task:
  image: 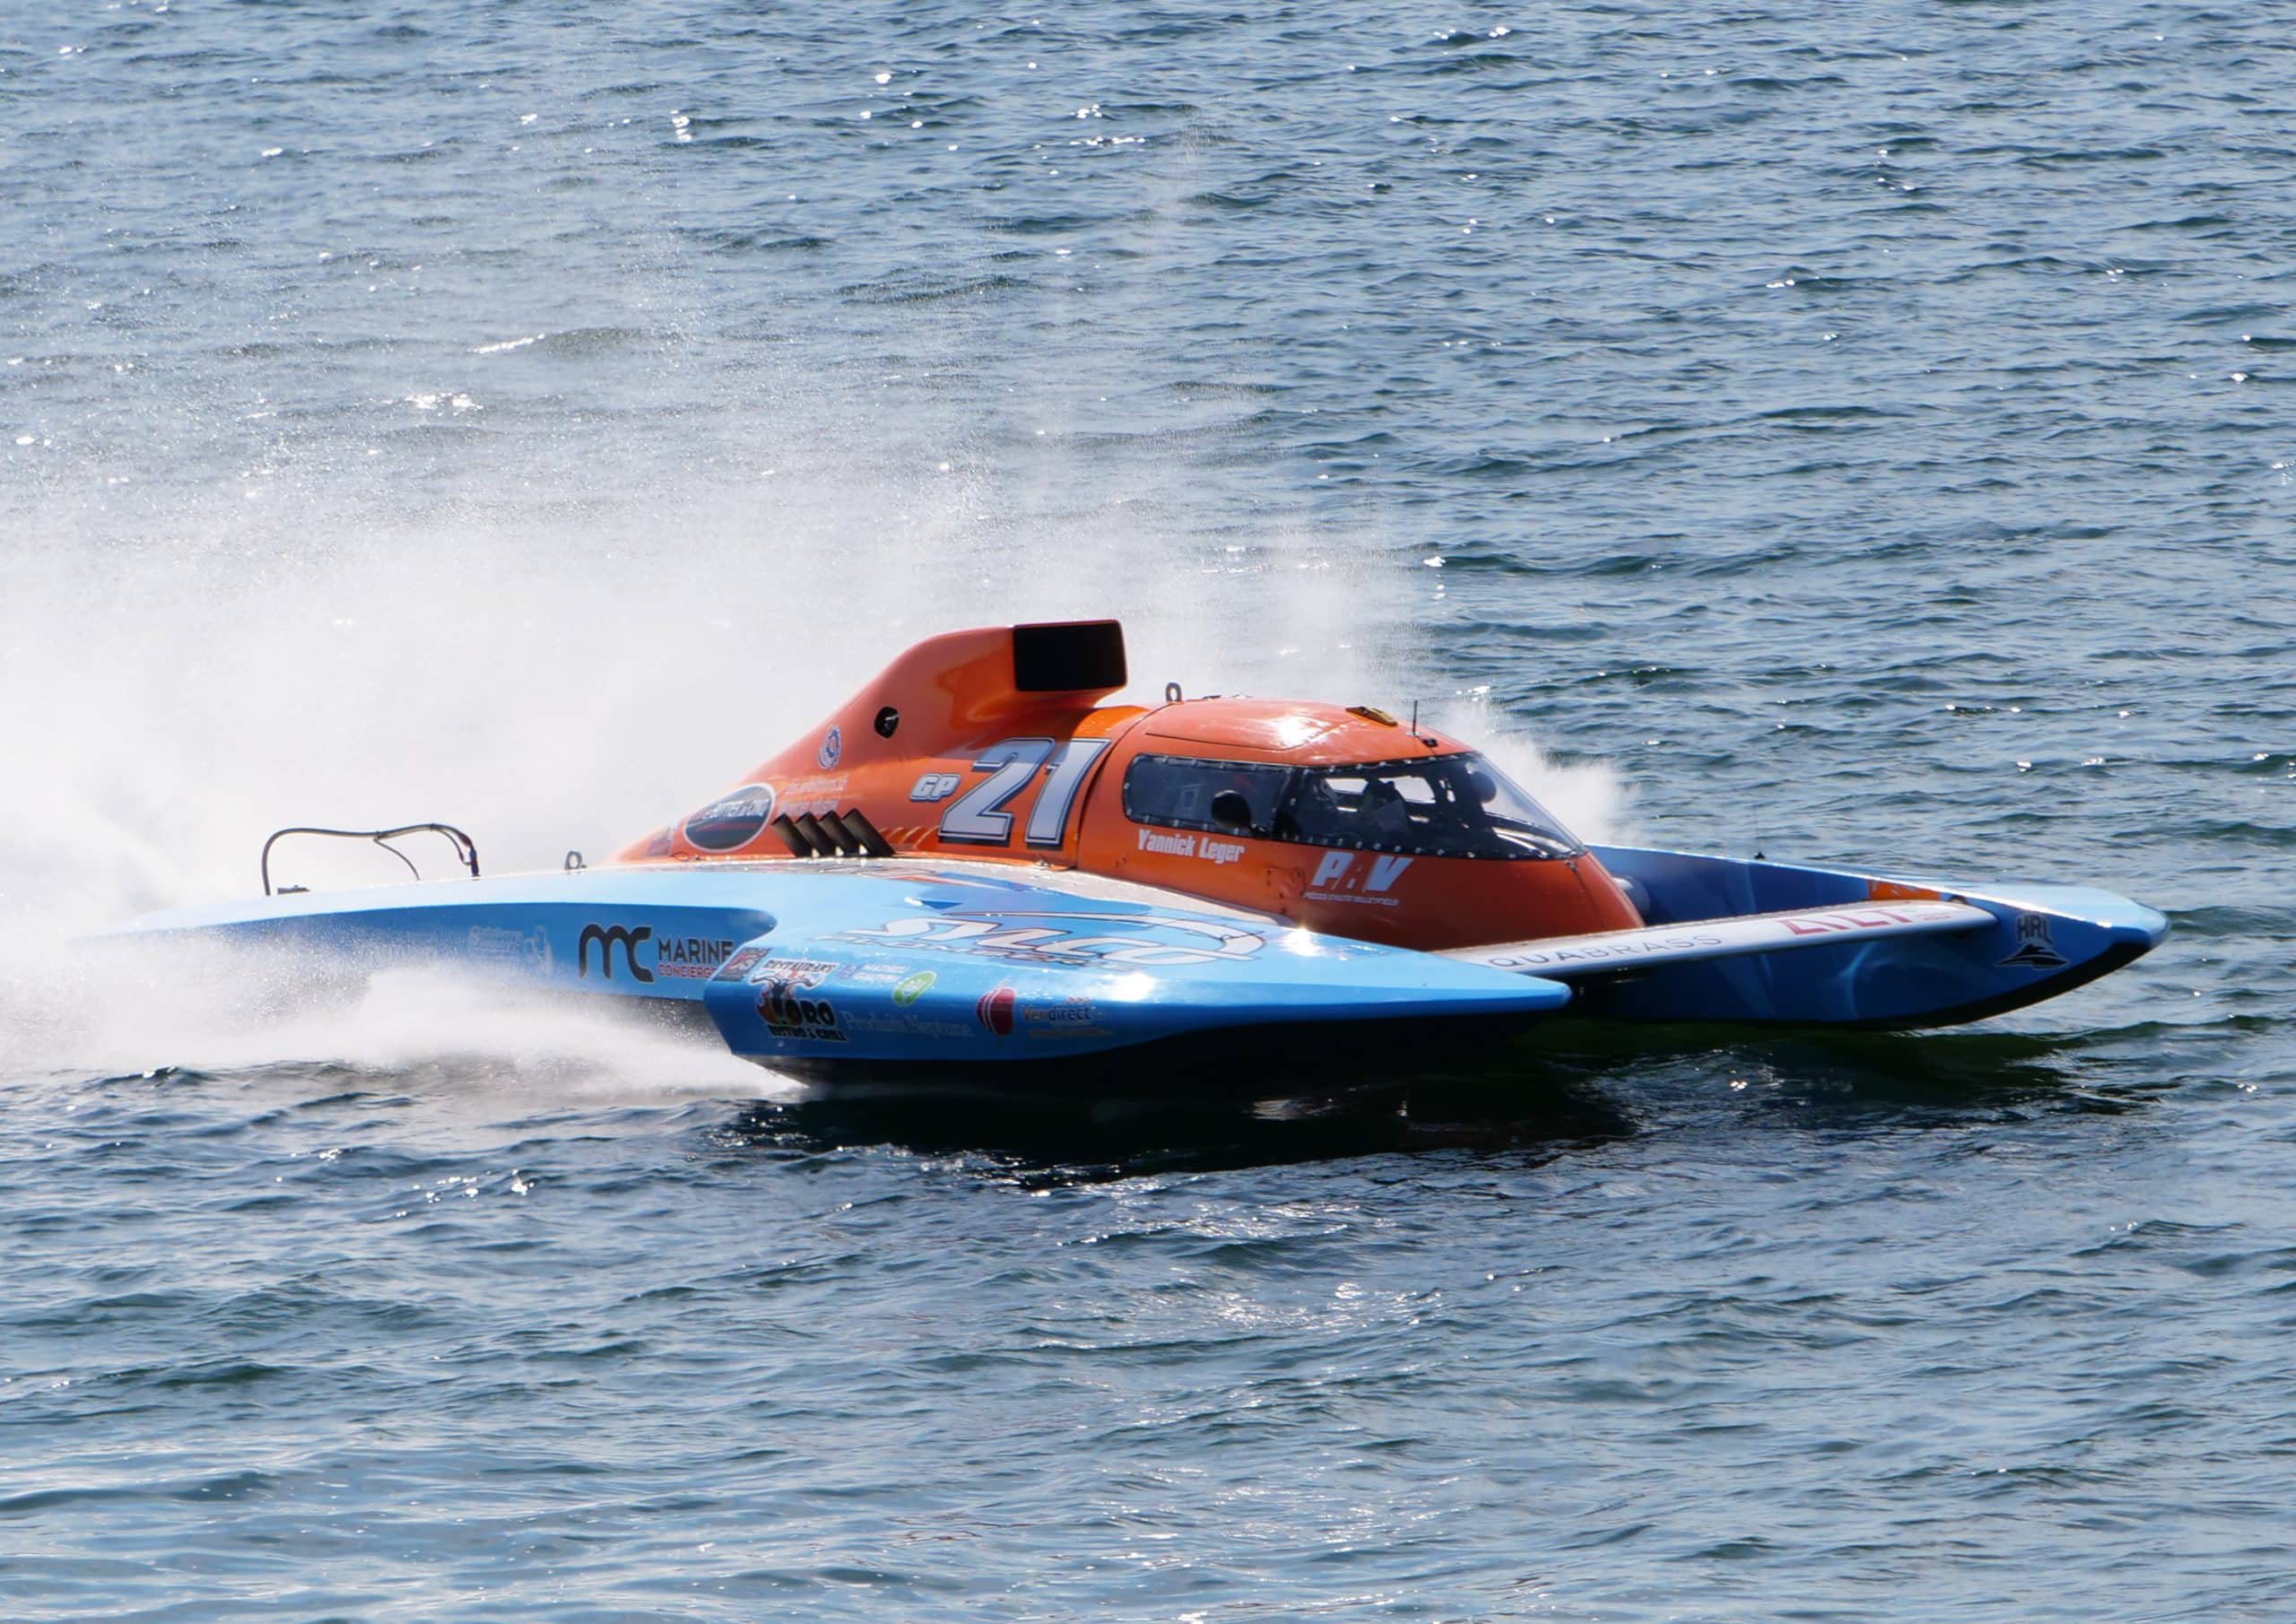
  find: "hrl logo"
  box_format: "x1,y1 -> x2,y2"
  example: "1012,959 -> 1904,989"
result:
1996,911 -> 2068,970
578,923 -> 655,983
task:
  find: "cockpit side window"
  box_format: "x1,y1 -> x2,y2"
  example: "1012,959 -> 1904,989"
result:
1122,751 -> 1583,860
1280,756 -> 1581,859
1122,753 -> 1292,833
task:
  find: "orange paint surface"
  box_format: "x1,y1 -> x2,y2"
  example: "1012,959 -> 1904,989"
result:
1866,878 -> 1945,903
612,621 -> 1641,950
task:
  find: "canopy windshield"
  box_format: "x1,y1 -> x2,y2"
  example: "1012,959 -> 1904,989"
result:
1123,751 -> 1583,860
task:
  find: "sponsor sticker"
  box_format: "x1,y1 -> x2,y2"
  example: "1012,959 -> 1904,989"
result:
891,970 -> 936,1007
817,726 -> 842,770
577,922 -> 654,982
1476,901 -> 1979,973
1303,850 -> 1414,906
1022,996 -> 1099,1026
756,978 -> 846,1043
715,945 -> 770,981
1485,932 -> 1725,970
1775,904 -> 1963,937
1019,995 -> 1109,1038
683,784 -> 778,854
776,772 -> 849,818
976,986 -> 1017,1037
1997,912 -> 2069,970
651,935 -> 739,979
467,924 -> 553,972
748,954 -> 839,988
834,909 -> 1266,968
842,1010 -> 974,1040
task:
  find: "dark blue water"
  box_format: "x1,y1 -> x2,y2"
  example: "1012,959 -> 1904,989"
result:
4,2 -> 2291,1617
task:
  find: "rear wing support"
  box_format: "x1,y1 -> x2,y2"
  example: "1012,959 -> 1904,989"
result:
1448,900 -> 1994,979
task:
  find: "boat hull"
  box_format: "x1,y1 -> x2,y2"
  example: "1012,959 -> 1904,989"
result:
120,861 -> 1574,1073
1578,846 -> 2168,1029
117,846 -> 2166,1081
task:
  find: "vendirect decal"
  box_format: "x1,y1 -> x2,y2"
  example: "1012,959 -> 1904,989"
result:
1021,995 -> 1108,1038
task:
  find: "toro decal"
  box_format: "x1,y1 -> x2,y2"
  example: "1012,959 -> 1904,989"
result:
757,978 -> 846,1043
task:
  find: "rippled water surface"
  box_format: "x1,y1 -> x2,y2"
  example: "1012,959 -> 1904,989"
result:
4,1 -> 2292,1618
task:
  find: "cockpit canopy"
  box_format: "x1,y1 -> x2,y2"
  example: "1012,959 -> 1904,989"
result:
1122,751 -> 1583,860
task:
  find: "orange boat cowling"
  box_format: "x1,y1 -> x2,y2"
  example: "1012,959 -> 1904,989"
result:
613,620 -> 1642,951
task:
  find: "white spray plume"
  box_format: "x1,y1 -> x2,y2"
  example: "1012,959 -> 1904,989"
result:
0,936 -> 785,1116
1,424 -> 1625,1085
1421,696 -> 1636,847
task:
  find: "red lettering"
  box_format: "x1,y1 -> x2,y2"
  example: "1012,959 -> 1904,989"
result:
1779,916 -> 1848,936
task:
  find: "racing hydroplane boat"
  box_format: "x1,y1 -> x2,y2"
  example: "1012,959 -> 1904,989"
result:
126,621 -> 2166,1084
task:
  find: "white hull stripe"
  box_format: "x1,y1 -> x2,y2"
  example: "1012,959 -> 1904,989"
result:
1450,900 -> 1995,979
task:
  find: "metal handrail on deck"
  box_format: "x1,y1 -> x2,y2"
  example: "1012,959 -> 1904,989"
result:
260,823 -> 481,896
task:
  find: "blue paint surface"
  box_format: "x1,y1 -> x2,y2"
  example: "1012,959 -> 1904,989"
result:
128,863 -> 1577,1064
126,849 -> 2164,1056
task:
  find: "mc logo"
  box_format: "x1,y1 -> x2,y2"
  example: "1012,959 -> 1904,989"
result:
577,923 -> 655,983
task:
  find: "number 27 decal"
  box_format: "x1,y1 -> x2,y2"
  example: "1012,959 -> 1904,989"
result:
936,738 -> 1109,849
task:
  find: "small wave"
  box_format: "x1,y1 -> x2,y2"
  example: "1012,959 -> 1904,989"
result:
152,1358 -> 293,1390
839,271 -> 1029,305
2164,904 -> 2296,938
2015,145 -> 2167,166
